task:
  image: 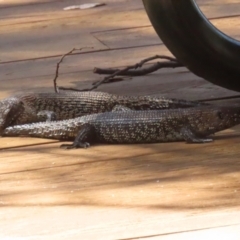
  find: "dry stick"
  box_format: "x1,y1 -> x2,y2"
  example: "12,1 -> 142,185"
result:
92,55 -> 240,102
94,61 -> 182,76
54,50 -> 240,102
92,55 -> 181,85
93,55 -> 184,76
58,64 -> 137,92
53,47 -> 93,93
58,55 -> 182,92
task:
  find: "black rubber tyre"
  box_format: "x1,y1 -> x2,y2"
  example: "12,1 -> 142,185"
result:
142,0 -> 240,92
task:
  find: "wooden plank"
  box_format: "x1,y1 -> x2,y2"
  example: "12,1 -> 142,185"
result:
1,0 -> 239,23
0,208 -> 240,239
1,1 -> 240,62
1,1 -> 240,238
0,45 -> 172,79
93,26 -> 160,49
0,128 -> 240,238
0,1 -> 145,62
0,0 -> 58,6
0,43 -> 238,101
146,224 -> 240,240
0,29 -> 108,62
0,0 -> 142,25
93,16 -> 240,48
197,0 -> 240,19
0,63 -> 239,101
211,16 -> 240,41
1,14 -> 239,62
1,15 -> 239,64
0,137 -> 58,149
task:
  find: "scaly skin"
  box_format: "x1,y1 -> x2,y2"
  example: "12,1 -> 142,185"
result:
0,91 -> 207,133
3,105 -> 240,149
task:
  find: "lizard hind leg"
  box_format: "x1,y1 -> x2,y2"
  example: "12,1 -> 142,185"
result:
60,123 -> 95,149
180,127 -> 213,144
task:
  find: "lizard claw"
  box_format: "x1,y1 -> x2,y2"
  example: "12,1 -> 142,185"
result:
81,142 -> 91,148
60,142 -> 90,149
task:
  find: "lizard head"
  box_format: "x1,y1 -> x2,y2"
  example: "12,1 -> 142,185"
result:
191,105 -> 240,136
0,97 -> 24,134
215,105 -> 240,129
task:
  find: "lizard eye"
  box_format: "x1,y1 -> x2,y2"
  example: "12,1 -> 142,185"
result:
217,111 -> 224,120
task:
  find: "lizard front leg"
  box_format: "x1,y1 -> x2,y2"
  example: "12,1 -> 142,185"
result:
60,123 -> 95,149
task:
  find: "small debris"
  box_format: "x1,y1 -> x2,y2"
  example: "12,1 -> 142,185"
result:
63,3 -> 106,11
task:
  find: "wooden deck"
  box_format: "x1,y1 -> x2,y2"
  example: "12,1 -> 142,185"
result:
1,0 -> 240,239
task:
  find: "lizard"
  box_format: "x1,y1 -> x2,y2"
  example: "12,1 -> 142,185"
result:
3,105 -> 240,149
0,91 -> 208,133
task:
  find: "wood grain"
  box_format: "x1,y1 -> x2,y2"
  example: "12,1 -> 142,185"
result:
0,0 -> 240,238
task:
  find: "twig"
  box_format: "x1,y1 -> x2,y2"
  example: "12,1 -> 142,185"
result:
94,61 -> 182,76
59,65 -> 136,92
58,55 -> 183,92
53,47 -> 93,93
92,55 -> 182,83
91,55 -> 182,87
55,51 -> 240,102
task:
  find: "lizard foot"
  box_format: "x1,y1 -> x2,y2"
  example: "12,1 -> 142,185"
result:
60,142 -> 90,149
180,127 -> 213,144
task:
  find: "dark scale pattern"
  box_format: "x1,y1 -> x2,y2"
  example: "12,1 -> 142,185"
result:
0,91 -> 208,131
4,106 -> 240,146
114,95 -> 206,110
